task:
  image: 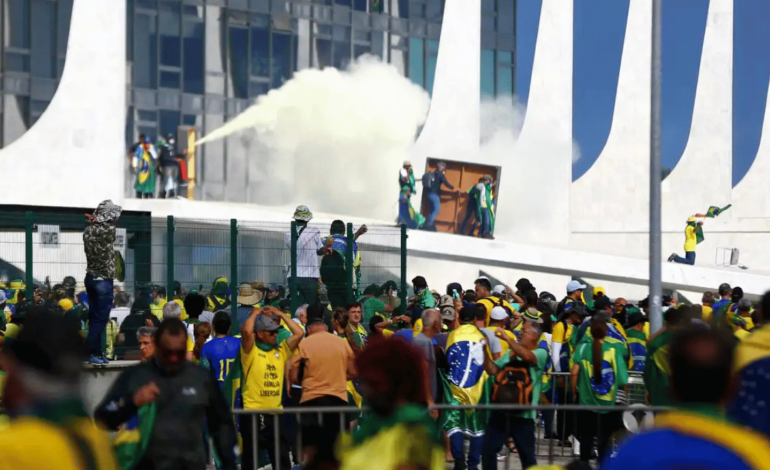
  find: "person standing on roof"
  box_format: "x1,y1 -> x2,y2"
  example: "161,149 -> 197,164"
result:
399,160 -> 418,193
668,216 -> 703,265
285,205 -> 332,306
422,161 -> 455,231
133,136 -> 157,198
83,200 -> 122,366
472,174 -> 495,239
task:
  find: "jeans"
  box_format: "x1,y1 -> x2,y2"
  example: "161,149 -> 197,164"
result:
576,410 -> 620,463
160,164 -> 179,198
673,251 -> 696,265
482,413 -> 537,470
426,192 -> 441,227
450,433 -> 483,469
241,413 -> 291,470
460,202 -> 478,235
84,274 -> 114,357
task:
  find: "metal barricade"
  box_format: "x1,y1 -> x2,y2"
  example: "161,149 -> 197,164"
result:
231,400 -> 671,470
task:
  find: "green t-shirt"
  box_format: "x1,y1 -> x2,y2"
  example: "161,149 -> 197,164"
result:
363,296 -> 387,323
572,341 -> 629,413
492,348 -> 549,421
644,329 -> 673,406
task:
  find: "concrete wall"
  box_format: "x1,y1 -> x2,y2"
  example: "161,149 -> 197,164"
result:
0,0 -> 126,208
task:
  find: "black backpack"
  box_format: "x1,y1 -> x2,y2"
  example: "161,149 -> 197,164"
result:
422,171 -> 437,191
491,359 -> 534,405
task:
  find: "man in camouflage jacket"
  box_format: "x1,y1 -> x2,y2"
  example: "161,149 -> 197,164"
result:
83,200 -> 122,365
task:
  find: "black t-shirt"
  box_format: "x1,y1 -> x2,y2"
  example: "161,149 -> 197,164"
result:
118,313 -> 160,351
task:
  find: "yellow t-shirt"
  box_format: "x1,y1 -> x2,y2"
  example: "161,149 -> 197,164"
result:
684,225 -> 697,252
0,417 -> 118,470
151,299 -> 188,321
241,341 -> 293,410
476,297 -> 515,326
4,323 -> 21,339
552,321 -> 573,345
702,306 -> 713,323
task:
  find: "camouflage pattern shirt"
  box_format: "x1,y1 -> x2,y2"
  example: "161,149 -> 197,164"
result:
83,223 -> 116,279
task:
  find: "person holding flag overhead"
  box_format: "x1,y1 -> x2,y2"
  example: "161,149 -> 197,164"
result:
668,216 -> 703,265
440,306 -> 488,470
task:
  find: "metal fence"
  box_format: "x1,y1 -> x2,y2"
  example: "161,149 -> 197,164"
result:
0,210 -> 407,345
232,395 -> 669,470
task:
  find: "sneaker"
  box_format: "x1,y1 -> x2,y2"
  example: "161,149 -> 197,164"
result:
668,253 -> 676,262
88,355 -> 106,366
100,355 -> 110,365
496,446 -> 509,461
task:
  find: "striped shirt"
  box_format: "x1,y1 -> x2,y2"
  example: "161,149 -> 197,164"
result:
285,225 -> 323,278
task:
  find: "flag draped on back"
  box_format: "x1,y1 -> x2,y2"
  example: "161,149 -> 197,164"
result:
113,403 -> 157,470
440,324 -> 489,437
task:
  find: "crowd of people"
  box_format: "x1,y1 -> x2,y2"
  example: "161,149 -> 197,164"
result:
128,132 -> 189,199
1,201 -> 770,470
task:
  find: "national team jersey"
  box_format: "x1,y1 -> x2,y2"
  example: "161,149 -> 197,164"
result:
200,336 -> 242,385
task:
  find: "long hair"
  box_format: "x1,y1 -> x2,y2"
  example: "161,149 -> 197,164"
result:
356,339 -> 428,406
590,317 -> 608,383
193,322 -> 212,360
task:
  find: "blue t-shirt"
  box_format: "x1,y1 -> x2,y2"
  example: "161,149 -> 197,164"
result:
200,336 -> 242,385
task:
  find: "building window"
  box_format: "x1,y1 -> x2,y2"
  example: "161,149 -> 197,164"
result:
481,48 -> 495,97
30,0 -> 56,79
134,11 -> 158,88
228,25 -> 249,99
183,15 -> 204,94
408,37 -> 424,88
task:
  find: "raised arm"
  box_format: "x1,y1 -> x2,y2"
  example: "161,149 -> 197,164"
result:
268,306 -> 304,350
496,328 -> 536,365
240,308 -> 259,354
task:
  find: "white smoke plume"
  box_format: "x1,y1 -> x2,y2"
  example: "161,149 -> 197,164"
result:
197,55 -> 430,220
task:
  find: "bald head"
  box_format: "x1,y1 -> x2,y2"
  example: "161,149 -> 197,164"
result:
421,308 -> 441,334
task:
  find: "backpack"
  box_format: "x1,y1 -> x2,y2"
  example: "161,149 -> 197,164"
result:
422,171 -> 437,191
490,358 -> 534,405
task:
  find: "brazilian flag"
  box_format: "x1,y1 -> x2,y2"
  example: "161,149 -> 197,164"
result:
706,204 -> 732,218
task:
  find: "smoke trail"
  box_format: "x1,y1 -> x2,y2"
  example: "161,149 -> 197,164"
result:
197,55 -> 430,220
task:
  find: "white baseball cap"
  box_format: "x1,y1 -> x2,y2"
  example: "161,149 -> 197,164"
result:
492,285 -> 506,295
566,280 -> 587,293
490,306 -> 508,321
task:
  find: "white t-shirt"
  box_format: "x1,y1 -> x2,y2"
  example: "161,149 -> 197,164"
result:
481,327 -> 503,355
109,307 -> 131,327
476,182 -> 488,208
285,225 -> 323,278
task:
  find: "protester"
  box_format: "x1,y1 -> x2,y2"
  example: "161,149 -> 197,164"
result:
728,290 -> 770,437
443,306 -> 487,470
199,311 -> 241,385
95,319 -> 237,470
0,311 -> 118,469
645,307 -> 683,406
481,320 -> 548,469
624,308 -> 648,372
287,305 -> 356,468
320,220 -> 367,309
570,317 -> 628,463
285,205 -> 331,307
133,136 -> 157,198
474,277 -> 514,326
413,308 -> 441,407
471,174 -> 495,238
605,326 -> 770,470
239,306 -> 304,470
137,326 -> 156,362
83,200 -> 122,365
347,302 -> 368,348
473,304 -> 503,360
422,161 -> 456,230
398,184 -> 426,229
110,291 -> 131,327
336,339 -> 445,470
410,276 -> 437,315
158,133 -> 179,198
206,277 -> 231,312
191,321 -> 211,364
116,298 -> 160,359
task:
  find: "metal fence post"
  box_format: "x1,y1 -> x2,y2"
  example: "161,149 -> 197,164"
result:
230,219 -> 238,335
166,216 -> 174,302
400,224 -> 407,316
24,211 -> 33,301
290,221 -> 298,316
346,223 -> 354,303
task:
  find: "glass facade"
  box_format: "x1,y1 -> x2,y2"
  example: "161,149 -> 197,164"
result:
480,0 -> 515,98
0,0 -> 73,147
0,0 -> 517,201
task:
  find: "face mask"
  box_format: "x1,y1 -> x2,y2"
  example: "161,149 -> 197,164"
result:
392,290 -> 398,297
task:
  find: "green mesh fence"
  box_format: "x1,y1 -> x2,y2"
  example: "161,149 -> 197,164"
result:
0,210 -> 407,356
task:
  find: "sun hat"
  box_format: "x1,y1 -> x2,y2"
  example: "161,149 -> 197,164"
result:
293,205 -> 313,222
237,283 -> 262,306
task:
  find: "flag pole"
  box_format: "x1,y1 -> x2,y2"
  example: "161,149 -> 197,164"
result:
649,0 -> 663,334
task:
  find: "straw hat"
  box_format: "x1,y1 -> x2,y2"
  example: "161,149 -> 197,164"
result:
237,283 -> 262,306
